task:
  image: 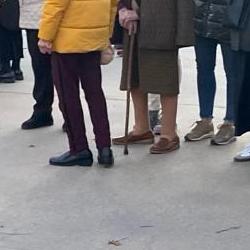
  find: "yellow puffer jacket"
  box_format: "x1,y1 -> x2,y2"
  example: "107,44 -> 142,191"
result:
38,0 -> 117,53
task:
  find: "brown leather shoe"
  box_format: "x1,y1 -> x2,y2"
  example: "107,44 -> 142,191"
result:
112,131 -> 154,145
150,136 -> 180,154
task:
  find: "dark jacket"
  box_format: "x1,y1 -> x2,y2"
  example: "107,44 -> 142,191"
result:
194,0 -> 230,42
0,0 -> 19,30
226,0 -> 250,52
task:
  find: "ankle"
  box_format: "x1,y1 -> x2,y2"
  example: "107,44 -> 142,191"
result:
223,120 -> 234,126
201,118 -> 213,123
132,125 -> 151,135
160,133 -> 178,141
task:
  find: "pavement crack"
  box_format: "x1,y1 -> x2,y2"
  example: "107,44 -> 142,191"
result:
0,231 -> 31,236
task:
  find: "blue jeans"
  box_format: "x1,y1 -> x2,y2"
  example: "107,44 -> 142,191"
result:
195,36 -> 236,122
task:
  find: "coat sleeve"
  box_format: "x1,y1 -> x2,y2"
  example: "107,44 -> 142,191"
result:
38,0 -> 70,41
109,0 -> 118,37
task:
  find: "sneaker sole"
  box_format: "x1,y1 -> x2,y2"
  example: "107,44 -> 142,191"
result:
184,132 -> 214,142
150,144 -> 180,154
211,137 -> 236,146
234,156 -> 250,162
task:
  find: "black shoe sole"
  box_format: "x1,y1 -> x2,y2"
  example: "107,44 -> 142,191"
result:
0,78 -> 15,83
22,121 -> 54,130
98,157 -> 114,168
15,75 -> 24,81
49,159 -> 93,167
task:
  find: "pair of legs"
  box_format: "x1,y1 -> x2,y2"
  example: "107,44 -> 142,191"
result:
51,52 -> 111,153
195,36 -> 236,122
50,51 -> 113,166
22,29 -> 54,129
0,25 -> 23,82
131,88 -> 177,140
185,36 -> 236,145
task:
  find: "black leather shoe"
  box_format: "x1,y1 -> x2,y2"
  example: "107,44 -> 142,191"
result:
98,147 -> 114,168
14,70 -> 24,81
0,71 -> 15,83
49,150 -> 93,167
21,114 -> 53,130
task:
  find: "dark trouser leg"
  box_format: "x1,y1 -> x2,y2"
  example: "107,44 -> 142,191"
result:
221,43 -> 236,122
235,52 -> 250,136
51,53 -> 89,154
26,29 -> 53,116
195,36 -> 217,119
79,52 -> 111,149
0,25 -> 11,72
10,29 -> 23,71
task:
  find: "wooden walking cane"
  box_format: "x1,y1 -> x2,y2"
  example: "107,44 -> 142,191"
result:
124,23 -> 137,155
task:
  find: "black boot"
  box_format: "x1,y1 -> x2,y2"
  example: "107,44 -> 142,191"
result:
0,61 -> 15,83
12,59 -> 24,81
21,113 -> 53,130
14,70 -> 24,81
0,71 -> 15,83
98,147 -> 114,168
49,149 -> 93,167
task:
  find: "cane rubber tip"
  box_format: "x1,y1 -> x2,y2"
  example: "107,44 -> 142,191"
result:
124,148 -> 129,155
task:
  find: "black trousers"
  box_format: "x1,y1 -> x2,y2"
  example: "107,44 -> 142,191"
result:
0,25 -> 23,65
235,52 -> 250,136
26,29 -> 54,116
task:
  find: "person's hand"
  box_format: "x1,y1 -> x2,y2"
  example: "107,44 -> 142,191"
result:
38,39 -> 52,54
119,8 -> 139,32
127,20 -> 138,35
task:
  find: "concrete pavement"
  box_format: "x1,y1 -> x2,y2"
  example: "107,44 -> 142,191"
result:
1,48 -> 250,250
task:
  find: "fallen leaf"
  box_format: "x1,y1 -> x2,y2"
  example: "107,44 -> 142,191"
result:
108,240 -> 122,246
140,225 -> 154,228
216,226 -> 241,234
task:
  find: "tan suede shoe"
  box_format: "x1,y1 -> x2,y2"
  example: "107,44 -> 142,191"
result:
150,136 -> 180,154
112,131 -> 154,145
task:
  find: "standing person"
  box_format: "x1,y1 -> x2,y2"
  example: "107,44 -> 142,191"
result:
38,0 -> 117,167
0,0 -> 23,83
112,0 -> 194,154
225,1 -> 250,161
184,0 -> 237,145
19,0 -> 54,129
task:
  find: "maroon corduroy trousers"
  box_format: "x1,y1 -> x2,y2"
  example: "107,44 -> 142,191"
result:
51,51 -> 111,154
